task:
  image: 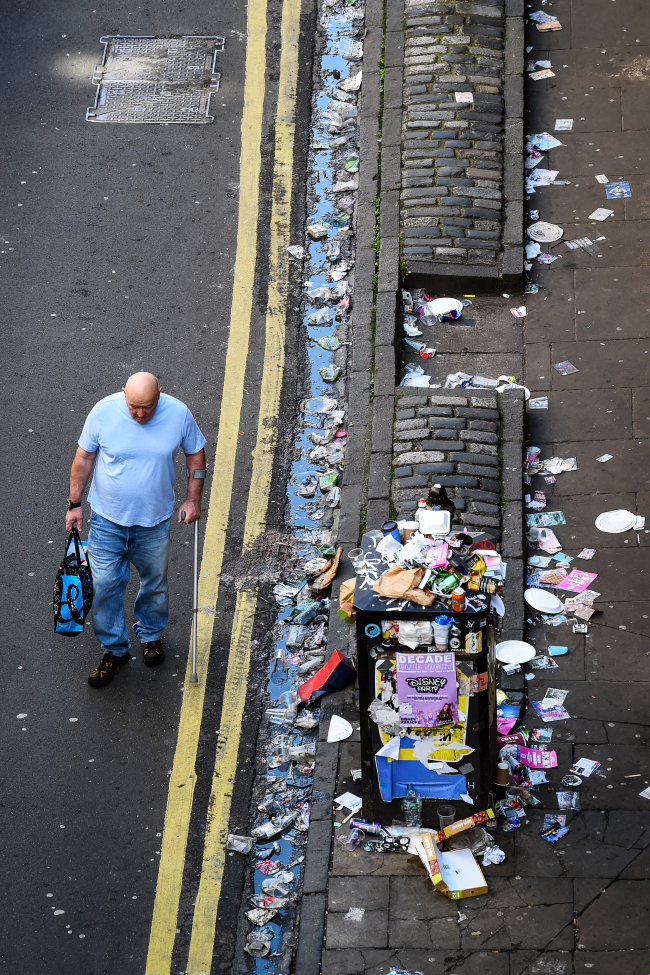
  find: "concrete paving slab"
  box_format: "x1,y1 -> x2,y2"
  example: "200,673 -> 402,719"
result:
631,387 -> 650,437
578,879 -> 650,949
526,388 -> 632,443
585,629 -> 650,682
620,846 -> 650,878
396,950 -> 509,975
537,46 -> 650,89
514,828 -> 565,878
460,903 -> 573,950
321,948 -> 367,975
576,951 -> 650,975
544,131 -> 650,177
389,876 -> 456,919
572,0 -> 650,48
604,809 -> 650,849
359,950 -> 400,975
554,719 -> 609,745
525,89 -> 622,134
328,877 -> 390,912
573,878 -> 610,914
525,439 -> 650,494
427,301 -> 524,355
510,950 -> 573,975
574,266 -> 650,341
531,180 -> 626,228
326,910 -> 389,950
546,339 -> 650,390
537,491 -> 638,548
524,679 -> 648,726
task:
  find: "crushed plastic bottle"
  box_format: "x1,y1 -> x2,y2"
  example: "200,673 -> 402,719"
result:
251,810 -> 301,840
308,307 -> 333,326
345,153 -> 360,172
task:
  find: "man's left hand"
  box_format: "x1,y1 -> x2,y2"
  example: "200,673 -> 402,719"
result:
178,499 -> 201,524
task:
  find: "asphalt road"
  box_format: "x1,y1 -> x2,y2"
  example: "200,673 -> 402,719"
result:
0,0 -> 311,971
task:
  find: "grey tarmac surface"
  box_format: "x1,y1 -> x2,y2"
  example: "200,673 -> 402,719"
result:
0,0 -> 313,971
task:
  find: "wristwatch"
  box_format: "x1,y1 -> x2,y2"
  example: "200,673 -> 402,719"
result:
66,499 -> 83,510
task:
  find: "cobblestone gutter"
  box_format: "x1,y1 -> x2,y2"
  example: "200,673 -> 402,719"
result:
397,0 -> 524,289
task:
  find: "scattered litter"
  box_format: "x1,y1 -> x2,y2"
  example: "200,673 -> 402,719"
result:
529,396 -> 548,409
554,119 -> 573,130
454,91 -> 473,103
327,715 -> 353,742
287,245 -> 305,259
510,306 -> 527,319
227,834 -> 254,854
596,453 -> 613,463
344,907 -> 366,921
594,174 -> 609,184
605,180 -> 631,199
529,69 -> 555,80
588,208 -> 614,221
577,549 -> 596,560
571,758 -> 600,778
552,360 -> 579,376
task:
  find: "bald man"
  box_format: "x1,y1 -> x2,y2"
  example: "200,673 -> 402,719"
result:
66,373 -> 206,687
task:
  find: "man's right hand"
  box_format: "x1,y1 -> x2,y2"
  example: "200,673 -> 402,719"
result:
66,507 -> 84,532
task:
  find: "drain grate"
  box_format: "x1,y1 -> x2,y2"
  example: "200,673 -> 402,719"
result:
86,35 -> 225,123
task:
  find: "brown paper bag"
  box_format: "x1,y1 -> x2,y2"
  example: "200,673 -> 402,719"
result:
372,565 -> 436,606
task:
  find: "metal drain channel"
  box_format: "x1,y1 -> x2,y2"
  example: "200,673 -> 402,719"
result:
86,35 -> 225,123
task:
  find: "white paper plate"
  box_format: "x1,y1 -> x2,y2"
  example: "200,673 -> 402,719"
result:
527,220 -> 564,243
595,509 -> 637,533
496,640 -> 537,664
524,588 -> 564,614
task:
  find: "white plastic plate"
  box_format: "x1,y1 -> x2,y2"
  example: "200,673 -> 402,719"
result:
496,640 -> 537,664
595,509 -> 637,533
524,588 -> 564,614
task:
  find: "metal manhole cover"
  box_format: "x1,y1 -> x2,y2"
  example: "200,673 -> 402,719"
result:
86,35 -> 225,123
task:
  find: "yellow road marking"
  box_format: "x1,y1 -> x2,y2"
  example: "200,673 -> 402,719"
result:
144,0 -> 269,969
185,0 -> 301,967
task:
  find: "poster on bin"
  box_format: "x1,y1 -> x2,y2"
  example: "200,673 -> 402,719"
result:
396,651 -> 458,728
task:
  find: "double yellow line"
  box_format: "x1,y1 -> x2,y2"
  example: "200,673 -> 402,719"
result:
145,0 -> 301,970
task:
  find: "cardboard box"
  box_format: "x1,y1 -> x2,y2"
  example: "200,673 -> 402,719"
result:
418,832 -> 488,899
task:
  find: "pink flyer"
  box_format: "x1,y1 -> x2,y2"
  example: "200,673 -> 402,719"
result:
557,569 -> 598,592
396,651 -> 458,728
518,746 -> 558,769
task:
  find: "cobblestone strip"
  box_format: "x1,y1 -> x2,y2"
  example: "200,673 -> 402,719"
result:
393,0 -> 523,285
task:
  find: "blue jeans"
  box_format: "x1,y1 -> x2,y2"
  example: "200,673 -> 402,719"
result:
87,511 -> 171,656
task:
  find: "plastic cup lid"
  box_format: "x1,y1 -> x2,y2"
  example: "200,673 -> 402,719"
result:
527,221 -> 564,243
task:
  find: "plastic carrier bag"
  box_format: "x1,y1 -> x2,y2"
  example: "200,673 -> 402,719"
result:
53,530 -> 94,636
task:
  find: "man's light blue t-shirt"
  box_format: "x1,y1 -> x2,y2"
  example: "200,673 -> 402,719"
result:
79,392 -> 206,527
